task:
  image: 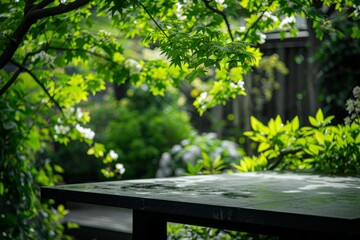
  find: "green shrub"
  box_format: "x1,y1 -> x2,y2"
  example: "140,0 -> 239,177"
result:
49,86 -> 193,180
236,108 -> 360,174
156,132 -> 244,177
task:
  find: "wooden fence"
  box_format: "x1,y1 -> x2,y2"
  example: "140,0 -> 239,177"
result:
211,32 -> 320,138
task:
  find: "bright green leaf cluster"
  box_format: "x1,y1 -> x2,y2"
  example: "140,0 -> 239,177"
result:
236,109 -> 360,174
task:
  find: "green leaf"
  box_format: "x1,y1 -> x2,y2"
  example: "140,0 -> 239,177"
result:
258,142 -> 271,152
315,109 -> 324,123
291,116 -> 300,131
67,222 -> 79,229
309,116 -> 318,127
186,70 -> 198,83
202,152 -> 211,169
355,133 -> 360,144
308,144 -> 323,155
54,165 -> 64,173
0,182 -> 4,195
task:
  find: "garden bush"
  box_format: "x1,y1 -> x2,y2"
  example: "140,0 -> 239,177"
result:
156,132 -> 244,178
47,84 -> 193,181
167,87 -> 360,239
239,106 -> 360,174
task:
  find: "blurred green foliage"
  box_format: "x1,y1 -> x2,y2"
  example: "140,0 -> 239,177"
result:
156,132 -> 244,178
1,0 -> 360,239
48,85 -> 193,181
89,86 -> 193,179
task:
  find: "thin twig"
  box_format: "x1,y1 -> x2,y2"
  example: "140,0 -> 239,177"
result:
202,0 -> 234,42
9,59 -> 64,114
242,11 -> 266,41
135,0 -> 168,38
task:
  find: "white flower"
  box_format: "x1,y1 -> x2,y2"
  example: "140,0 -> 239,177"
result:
160,152 -> 171,168
188,145 -> 201,156
215,0 -> 227,8
181,139 -> 190,146
239,26 -> 246,32
171,144 -> 182,154
204,132 -> 217,139
198,92 -> 208,103
76,124 -> 95,140
182,152 -> 197,165
263,11 -> 278,22
237,80 -> 245,91
109,150 -> 119,160
255,30 -> 266,43
176,2 -> 186,20
54,125 -> 70,135
279,16 -> 296,30
76,108 -> 83,121
124,59 -> 142,75
115,163 -> 126,174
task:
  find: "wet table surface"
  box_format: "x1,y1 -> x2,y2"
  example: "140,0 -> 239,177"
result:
41,172 -> 360,239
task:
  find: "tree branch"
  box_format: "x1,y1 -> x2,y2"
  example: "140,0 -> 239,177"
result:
135,0 -> 168,38
242,11 -> 265,41
34,0 -> 54,10
25,0 -> 36,15
202,0 -> 234,42
0,68 -> 23,97
46,46 -> 115,63
268,148 -> 303,170
29,0 -> 90,20
9,60 -> 63,114
0,0 -> 90,70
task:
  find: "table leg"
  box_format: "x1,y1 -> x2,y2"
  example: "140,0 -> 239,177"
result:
132,209 -> 167,240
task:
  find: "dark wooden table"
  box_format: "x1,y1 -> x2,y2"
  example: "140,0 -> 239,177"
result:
41,172 -> 360,239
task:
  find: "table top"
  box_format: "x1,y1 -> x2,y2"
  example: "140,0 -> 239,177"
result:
41,172 -> 360,236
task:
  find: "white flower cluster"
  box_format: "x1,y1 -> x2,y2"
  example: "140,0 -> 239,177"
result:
98,29 -> 111,38
63,107 -> 84,121
279,16 -> 296,30
263,11 -> 279,22
54,125 -> 70,135
215,0 -> 227,8
239,26 -> 246,32
75,108 -> 83,121
75,124 -> 95,140
197,92 -> 208,108
156,152 -> 173,177
124,59 -> 142,75
176,2 -> 186,21
256,30 -> 267,43
109,149 -> 119,160
31,51 -> 55,64
353,5 -> 360,18
230,80 -> 245,91
181,145 -> 201,165
156,132 -> 241,178
115,163 -> 126,174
